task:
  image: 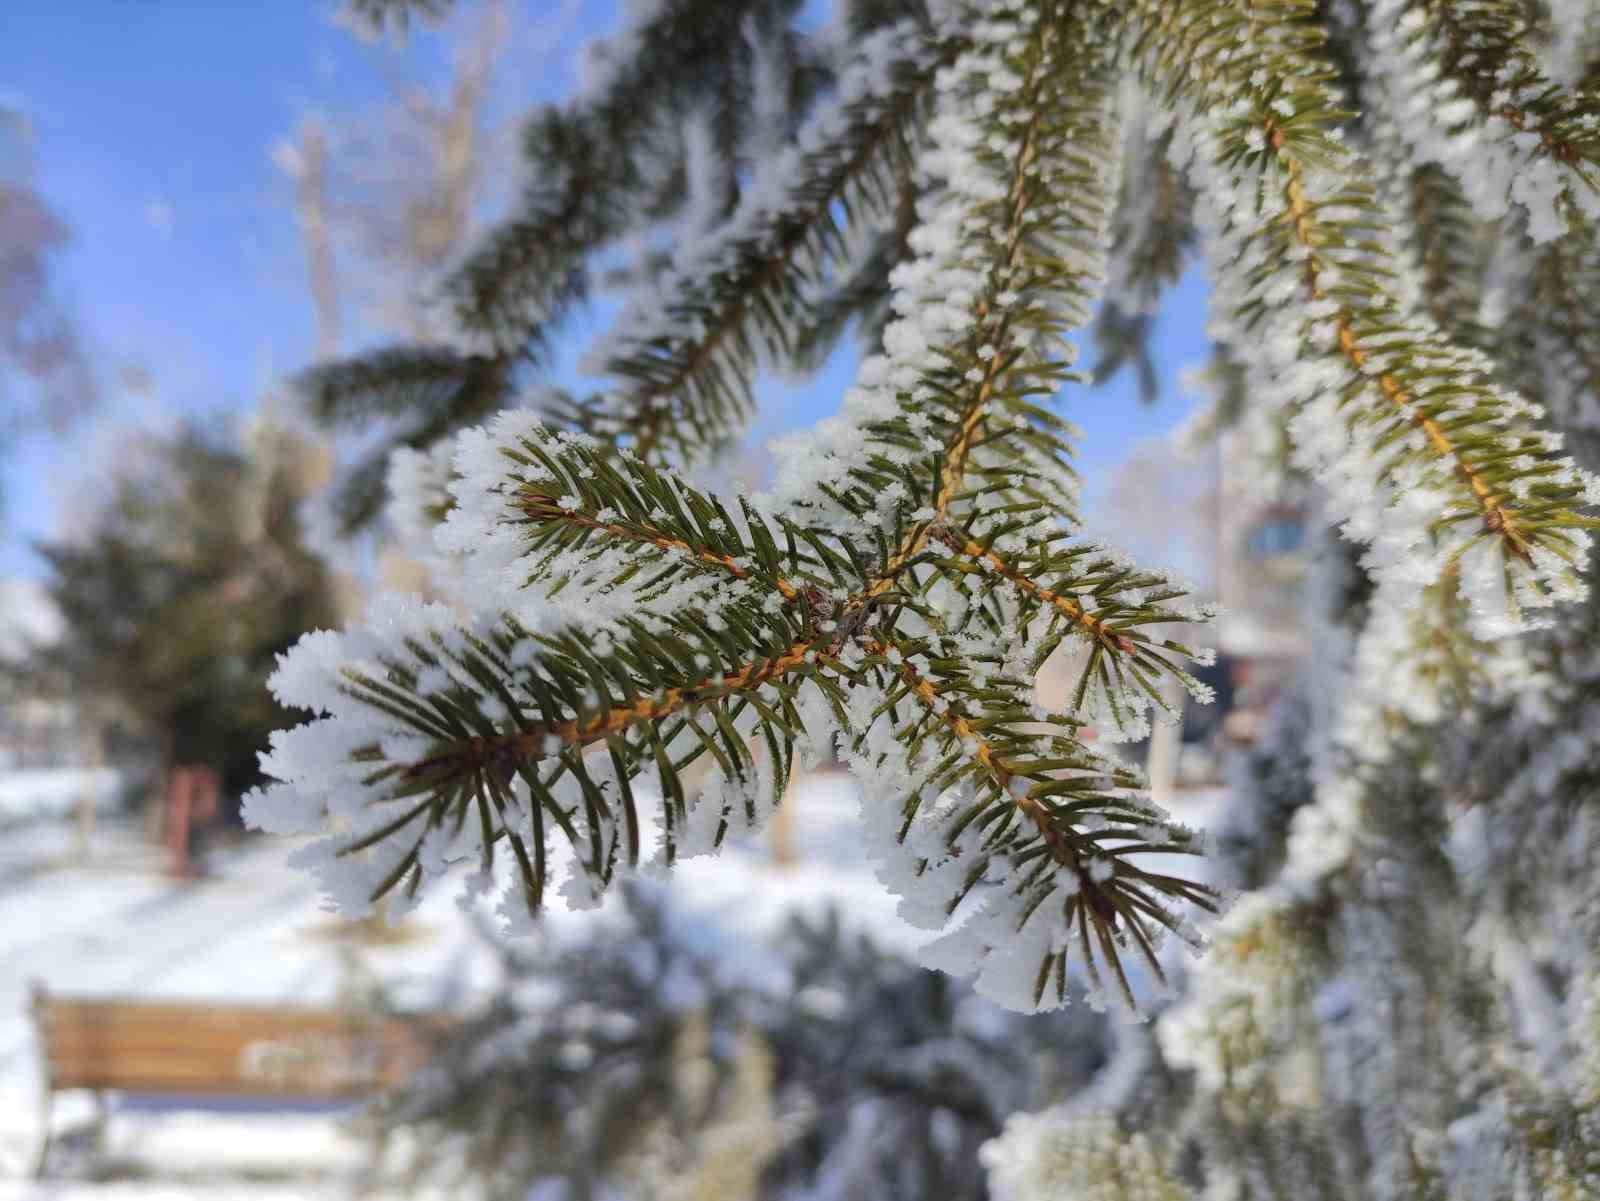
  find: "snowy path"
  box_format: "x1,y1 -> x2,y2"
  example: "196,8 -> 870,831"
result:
0,778 -> 905,1188
0,821 -> 506,1186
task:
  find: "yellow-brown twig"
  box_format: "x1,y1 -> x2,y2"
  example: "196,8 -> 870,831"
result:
930,527 -> 1137,654
404,639 -> 817,779
1269,121 -> 1532,560
861,636 -> 1090,878
864,78 -> 1048,603
517,492 -> 800,602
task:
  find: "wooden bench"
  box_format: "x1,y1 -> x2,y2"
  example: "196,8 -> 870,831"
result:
29,982 -> 445,1178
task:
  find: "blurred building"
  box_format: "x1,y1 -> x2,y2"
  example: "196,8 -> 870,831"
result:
1210,429 -> 1309,744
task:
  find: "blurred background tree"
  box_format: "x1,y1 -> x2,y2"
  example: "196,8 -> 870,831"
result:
0,106 -> 98,517
31,417 -> 338,815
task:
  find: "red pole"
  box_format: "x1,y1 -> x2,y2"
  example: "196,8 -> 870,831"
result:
166,767 -> 192,878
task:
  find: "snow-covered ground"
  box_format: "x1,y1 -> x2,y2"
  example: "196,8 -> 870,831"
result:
0,773 -> 910,1193
0,771 -> 121,829
0,774 -> 1226,1196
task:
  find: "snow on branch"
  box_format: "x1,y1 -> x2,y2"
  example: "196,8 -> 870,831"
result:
926,523 -> 1218,726
245,587 -> 826,921
437,413 -> 834,628
852,631 -> 1214,1013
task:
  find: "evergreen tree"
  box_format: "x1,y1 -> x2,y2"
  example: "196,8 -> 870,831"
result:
36,419 -> 338,806
970,5 -> 1600,1195
245,0 -> 1600,1190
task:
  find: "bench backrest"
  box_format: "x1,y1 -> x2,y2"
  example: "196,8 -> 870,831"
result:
33,988 -> 441,1098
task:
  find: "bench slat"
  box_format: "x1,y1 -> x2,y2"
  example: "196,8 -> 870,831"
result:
42,996 -> 390,1020
45,1041 -> 424,1078
47,1060 -> 385,1096
42,1019 -> 421,1053
43,1003 -> 391,1033
34,993 -> 442,1100
48,1053 -> 423,1094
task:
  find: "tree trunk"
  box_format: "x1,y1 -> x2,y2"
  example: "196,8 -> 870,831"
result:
1145,674 -> 1185,807
74,726 -> 103,861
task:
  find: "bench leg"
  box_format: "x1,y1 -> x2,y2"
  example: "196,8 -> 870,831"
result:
32,1090 -> 53,1179
31,1091 -> 111,1178
92,1089 -> 111,1157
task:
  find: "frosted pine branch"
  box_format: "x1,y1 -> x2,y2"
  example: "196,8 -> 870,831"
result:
251,0 -> 1600,1034
250,0 -> 1224,1015
984,1110 -> 1192,1201
446,0 -> 806,353
1134,0 -> 1599,644
1361,0 -> 1600,242
563,18 -> 960,462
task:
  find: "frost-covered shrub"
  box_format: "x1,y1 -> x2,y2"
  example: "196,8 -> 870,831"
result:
376,884 -> 1110,1201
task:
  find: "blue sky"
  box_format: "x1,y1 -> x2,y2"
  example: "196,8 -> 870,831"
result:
0,0 -> 1210,579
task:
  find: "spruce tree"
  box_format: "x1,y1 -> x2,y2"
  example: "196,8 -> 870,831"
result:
250,0 -> 1600,1126
968,5 -> 1600,1196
